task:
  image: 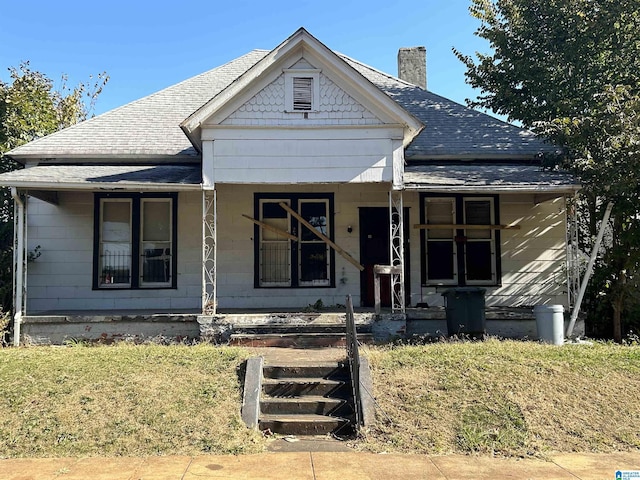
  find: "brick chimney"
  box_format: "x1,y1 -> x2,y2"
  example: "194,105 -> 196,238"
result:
397,47 -> 427,89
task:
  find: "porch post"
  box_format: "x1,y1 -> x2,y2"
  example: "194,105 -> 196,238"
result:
389,190 -> 405,313
11,188 -> 27,346
202,188 -> 217,315
566,193 -> 580,308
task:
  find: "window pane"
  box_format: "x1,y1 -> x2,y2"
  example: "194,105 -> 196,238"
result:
102,202 -> 130,242
300,202 -> 327,240
262,202 -> 289,241
260,201 -> 291,285
143,201 -> 170,242
427,241 -> 455,280
261,243 -> 291,284
427,199 -> 454,239
465,200 -> 491,239
100,201 -> 131,286
300,243 -> 328,283
141,200 -> 171,285
466,241 -> 493,281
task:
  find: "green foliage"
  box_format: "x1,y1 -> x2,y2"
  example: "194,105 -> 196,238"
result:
456,0 -> 640,340
0,63 -> 108,315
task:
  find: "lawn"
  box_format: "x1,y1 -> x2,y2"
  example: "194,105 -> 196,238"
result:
0,344 -> 264,458
361,340 -> 640,457
1,340 -> 639,458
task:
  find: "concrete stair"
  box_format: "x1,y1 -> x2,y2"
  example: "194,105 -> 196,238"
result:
258,362 -> 355,436
229,324 -> 373,348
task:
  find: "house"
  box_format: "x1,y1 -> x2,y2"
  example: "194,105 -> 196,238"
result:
0,28 -> 580,345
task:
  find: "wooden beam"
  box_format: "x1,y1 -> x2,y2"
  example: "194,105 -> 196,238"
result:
278,202 -> 364,271
241,214 -> 298,241
413,223 -> 521,230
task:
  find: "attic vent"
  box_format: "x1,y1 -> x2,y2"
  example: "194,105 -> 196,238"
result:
293,77 -> 313,111
284,69 -> 320,113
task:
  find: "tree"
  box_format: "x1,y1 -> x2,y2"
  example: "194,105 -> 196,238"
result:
455,0 -> 640,341
0,63 -> 108,314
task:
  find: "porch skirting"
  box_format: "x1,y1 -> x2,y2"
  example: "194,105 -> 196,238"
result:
17,307 -> 583,345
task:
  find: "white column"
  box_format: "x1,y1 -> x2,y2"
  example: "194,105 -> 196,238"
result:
389,190 -> 405,313
202,188 -> 217,315
11,188 -> 26,346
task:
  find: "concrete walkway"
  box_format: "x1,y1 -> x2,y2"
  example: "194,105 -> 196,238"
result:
2,451 -> 639,479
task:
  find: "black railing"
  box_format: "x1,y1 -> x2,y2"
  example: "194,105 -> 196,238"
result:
345,294 -> 363,432
100,252 -> 131,285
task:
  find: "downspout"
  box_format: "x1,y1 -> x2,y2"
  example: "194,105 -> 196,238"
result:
566,201 -> 614,338
11,188 -> 26,347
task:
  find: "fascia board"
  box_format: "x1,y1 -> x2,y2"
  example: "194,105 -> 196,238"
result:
404,184 -> 582,194
5,181 -> 202,192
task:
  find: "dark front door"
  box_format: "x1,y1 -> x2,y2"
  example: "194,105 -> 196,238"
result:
359,208 -> 390,307
359,207 -> 411,308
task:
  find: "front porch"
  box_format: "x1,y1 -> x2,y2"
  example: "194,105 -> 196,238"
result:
16,306 -> 569,345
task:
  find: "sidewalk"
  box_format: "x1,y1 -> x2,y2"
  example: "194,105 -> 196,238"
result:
2,451 -> 639,480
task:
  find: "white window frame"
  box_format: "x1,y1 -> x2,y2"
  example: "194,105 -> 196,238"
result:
139,198 -> 173,288
284,69 -> 320,112
424,197 -> 458,285
298,199 -> 331,287
99,198 -> 133,288
462,197 -> 497,285
422,195 -> 499,287
259,198 -> 292,287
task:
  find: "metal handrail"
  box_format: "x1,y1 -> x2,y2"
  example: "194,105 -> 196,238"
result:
345,295 -> 363,432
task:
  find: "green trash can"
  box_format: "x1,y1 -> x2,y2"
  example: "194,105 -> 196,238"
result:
442,287 -> 486,336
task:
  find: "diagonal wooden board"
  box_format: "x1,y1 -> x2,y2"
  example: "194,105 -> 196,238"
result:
278,202 -> 364,271
241,214 -> 298,241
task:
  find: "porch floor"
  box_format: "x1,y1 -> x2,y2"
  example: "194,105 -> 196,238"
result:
23,306 -> 536,320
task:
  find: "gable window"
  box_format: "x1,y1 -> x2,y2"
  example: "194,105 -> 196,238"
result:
421,194 -> 500,286
284,69 -> 320,112
255,193 -> 334,288
94,193 -> 177,289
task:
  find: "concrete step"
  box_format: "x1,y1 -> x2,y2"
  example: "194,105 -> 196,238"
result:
260,396 -> 350,416
232,323 -> 372,335
259,413 -> 352,436
263,363 -> 348,380
262,377 -> 350,397
229,332 -> 373,348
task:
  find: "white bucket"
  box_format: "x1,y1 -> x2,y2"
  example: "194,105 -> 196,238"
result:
533,305 -> 565,345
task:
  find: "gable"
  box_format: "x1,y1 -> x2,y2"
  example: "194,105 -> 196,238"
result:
182,28 -> 423,152
218,57 -> 384,127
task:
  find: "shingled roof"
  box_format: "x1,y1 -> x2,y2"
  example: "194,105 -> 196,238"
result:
5,47 -> 551,161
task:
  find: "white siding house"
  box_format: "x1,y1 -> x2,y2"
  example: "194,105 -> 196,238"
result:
0,29 -> 580,344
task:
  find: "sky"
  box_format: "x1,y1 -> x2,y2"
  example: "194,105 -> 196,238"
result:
0,0 -> 491,117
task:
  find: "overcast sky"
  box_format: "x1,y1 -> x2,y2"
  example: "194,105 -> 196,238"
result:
0,1 -> 491,117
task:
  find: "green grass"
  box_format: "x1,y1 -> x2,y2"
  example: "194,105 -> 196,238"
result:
0,344 -> 264,458
361,340 -> 640,457
2,340 -> 640,459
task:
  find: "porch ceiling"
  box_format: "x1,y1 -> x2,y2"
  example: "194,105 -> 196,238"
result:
404,164 -> 580,193
0,164 -> 202,191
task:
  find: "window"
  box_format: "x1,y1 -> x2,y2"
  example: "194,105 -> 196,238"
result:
255,193 -> 334,288
421,194 -> 500,286
94,193 -> 177,289
284,69 -> 320,112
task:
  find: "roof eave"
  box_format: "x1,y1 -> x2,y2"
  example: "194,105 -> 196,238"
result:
7,180 -> 202,192
405,153 -> 549,162
404,184 -> 582,194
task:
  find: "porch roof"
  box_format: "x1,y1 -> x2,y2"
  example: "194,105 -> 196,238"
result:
0,164 -> 201,191
404,164 -> 580,194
